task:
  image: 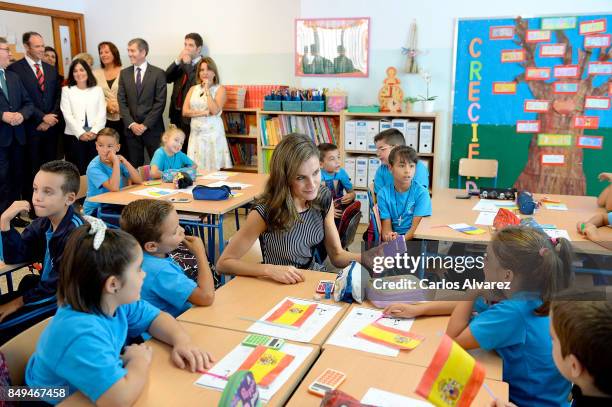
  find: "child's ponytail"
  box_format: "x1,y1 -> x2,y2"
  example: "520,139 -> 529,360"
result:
535,236 -> 574,315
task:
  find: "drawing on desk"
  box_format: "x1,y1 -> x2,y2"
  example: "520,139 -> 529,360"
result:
195,342 -> 313,401
448,223 -> 486,235
355,318 -> 425,350
472,199 -> 518,212
326,307 -> 415,357
237,345 -> 295,387
130,187 -> 179,198
247,297 -> 342,342
361,388 -> 433,407
265,299 -> 317,328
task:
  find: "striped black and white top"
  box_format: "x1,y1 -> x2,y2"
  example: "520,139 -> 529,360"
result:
252,187 -> 331,271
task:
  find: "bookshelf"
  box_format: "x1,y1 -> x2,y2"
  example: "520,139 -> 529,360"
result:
256,110 -> 341,173
222,108 -> 259,173
339,112 -> 440,194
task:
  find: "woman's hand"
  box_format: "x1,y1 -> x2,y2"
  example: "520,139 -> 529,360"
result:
263,265 -> 305,284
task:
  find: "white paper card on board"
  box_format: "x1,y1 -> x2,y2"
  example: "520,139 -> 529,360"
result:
361,388 -> 433,407
541,154 -> 565,165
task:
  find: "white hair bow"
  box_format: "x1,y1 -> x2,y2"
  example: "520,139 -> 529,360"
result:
83,215 -> 107,250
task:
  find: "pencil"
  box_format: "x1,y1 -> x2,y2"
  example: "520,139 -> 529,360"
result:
483,382 -> 496,400
201,371 -> 229,381
239,316 -> 300,330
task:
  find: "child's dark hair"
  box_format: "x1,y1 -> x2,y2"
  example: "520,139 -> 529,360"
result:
120,199 -> 175,247
388,146 -> 418,166
97,127 -> 120,143
58,225 -> 140,314
491,226 -> 574,315
551,298 -> 612,395
374,128 -> 405,146
317,143 -> 338,161
39,160 -> 80,195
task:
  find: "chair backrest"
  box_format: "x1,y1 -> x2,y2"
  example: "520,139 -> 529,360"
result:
0,317 -> 50,385
338,201 -> 362,249
458,158 -> 498,178
138,165 -> 152,181
76,175 -> 88,200
342,211 -> 362,250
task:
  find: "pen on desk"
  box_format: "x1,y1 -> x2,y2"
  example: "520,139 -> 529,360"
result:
200,371 -> 229,381
483,382 -> 497,400
239,316 -> 300,330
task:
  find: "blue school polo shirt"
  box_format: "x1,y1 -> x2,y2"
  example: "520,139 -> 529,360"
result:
150,147 -> 194,172
25,301 -> 160,405
471,294 -> 571,407
377,181 -> 432,234
321,168 -> 353,199
141,252 -> 197,318
374,161 -> 429,195
83,156 -> 130,215
608,212 -> 612,226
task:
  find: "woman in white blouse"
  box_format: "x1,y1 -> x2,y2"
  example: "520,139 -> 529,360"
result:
60,58 -> 106,174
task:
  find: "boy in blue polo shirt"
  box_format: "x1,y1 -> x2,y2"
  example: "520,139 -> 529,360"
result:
149,125 -> 196,179
83,127 -> 142,216
374,128 -> 429,195
120,199 -> 215,317
318,143 -> 355,221
378,146 -> 431,241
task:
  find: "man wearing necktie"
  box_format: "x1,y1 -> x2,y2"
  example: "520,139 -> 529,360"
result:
117,38 -> 167,167
0,37 -> 34,219
166,33 -> 203,153
7,32 -> 61,209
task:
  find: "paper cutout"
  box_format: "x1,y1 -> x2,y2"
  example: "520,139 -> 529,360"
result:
541,154 -> 565,166
588,62 -> 612,75
539,43 -> 566,57
526,29 -> 551,42
579,19 -> 606,35
553,65 -> 579,78
501,49 -> 525,63
576,136 -> 603,149
265,299 -> 317,328
516,120 -> 540,133
525,67 -> 551,81
355,319 -> 424,350
524,100 -> 550,112
574,116 -> 599,129
584,34 -> 611,49
537,134 -> 573,147
448,223 -> 486,235
492,82 -> 516,94
544,202 -> 568,211
541,17 -> 576,30
415,335 -> 485,407
237,346 -> 294,388
553,82 -> 578,94
489,26 -> 514,40
584,97 -> 610,110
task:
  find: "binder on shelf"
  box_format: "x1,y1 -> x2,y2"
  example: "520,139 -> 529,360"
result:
344,157 -> 356,184
419,121 -> 434,154
367,158 -> 381,187
355,121 -> 368,151
355,156 -> 369,188
366,120 -> 379,152
379,120 -> 392,133
344,120 -> 356,150
391,119 -> 408,138
405,121 -> 419,150
355,191 -> 369,224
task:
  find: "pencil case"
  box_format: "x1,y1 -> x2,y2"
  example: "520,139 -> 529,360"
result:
192,185 -> 232,200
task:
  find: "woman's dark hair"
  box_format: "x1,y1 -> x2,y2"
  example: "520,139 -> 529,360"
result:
67,58 -> 98,88
44,46 -> 59,71
58,225 -> 141,314
98,41 -> 122,68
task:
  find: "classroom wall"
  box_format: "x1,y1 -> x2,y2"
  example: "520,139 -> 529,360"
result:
0,10 -> 52,52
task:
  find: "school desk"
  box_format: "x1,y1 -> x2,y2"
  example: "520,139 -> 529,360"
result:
416,188 -> 610,255
88,171 -> 268,262
178,271 -> 350,345
322,303 -> 503,381
286,347 -> 509,406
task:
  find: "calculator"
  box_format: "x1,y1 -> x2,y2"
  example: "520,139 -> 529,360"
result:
316,280 -> 335,294
241,334 -> 285,350
308,368 -> 346,396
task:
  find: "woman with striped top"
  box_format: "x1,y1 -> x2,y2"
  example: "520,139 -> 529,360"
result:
217,134 -> 361,284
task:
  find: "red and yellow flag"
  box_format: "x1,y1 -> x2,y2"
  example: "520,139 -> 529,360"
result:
238,345 -> 294,388
355,321 -> 424,350
415,335 -> 485,407
265,299 -> 317,328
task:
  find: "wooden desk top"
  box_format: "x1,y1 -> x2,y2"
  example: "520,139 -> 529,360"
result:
89,171 -> 269,215
416,188 -> 609,253
178,272 -> 350,345
286,347 -> 509,406
323,303 -> 503,381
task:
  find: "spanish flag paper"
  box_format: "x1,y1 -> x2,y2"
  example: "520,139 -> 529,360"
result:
354,321 -> 424,350
415,335 -> 485,407
237,345 -> 295,388
265,299 -> 317,328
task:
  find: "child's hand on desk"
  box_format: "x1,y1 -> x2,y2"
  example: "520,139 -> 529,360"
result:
122,343 -> 153,367
382,231 -> 398,242
172,340 -> 215,373
183,235 -> 207,258
264,265 -> 305,284
383,303 -> 427,318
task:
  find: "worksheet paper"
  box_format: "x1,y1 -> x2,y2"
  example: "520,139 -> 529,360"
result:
207,181 -> 253,189
544,229 -> 571,241
472,199 -> 517,212
198,171 -> 237,180
474,211 -> 497,226
129,187 -> 179,198
361,388 -> 433,406
194,342 -> 313,401
325,307 -> 415,357
247,297 -> 342,343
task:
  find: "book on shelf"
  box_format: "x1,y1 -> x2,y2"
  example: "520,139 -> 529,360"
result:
260,115 -> 337,147
228,141 -> 257,166
224,112 -> 257,135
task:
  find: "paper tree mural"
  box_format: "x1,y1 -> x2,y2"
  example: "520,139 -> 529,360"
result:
512,17 -> 611,195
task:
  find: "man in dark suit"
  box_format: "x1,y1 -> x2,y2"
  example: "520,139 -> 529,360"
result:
0,37 -> 33,216
7,32 -> 61,204
166,32 -> 203,153
118,38 -> 167,167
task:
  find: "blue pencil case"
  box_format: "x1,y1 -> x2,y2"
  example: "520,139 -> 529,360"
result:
192,185 -> 232,201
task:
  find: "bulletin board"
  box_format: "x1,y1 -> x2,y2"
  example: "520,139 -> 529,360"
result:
450,14 -> 611,196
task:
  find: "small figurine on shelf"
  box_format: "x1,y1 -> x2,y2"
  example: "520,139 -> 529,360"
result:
378,66 -> 404,113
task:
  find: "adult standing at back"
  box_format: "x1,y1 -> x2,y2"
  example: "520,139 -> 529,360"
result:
166,33 -> 203,152
93,41 -> 129,162
7,31 -> 61,207
182,56 -> 231,171
117,38 -> 167,167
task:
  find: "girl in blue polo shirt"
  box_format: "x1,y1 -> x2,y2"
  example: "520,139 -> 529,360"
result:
150,125 -> 196,179
446,226 -> 574,406
25,218 -> 214,406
